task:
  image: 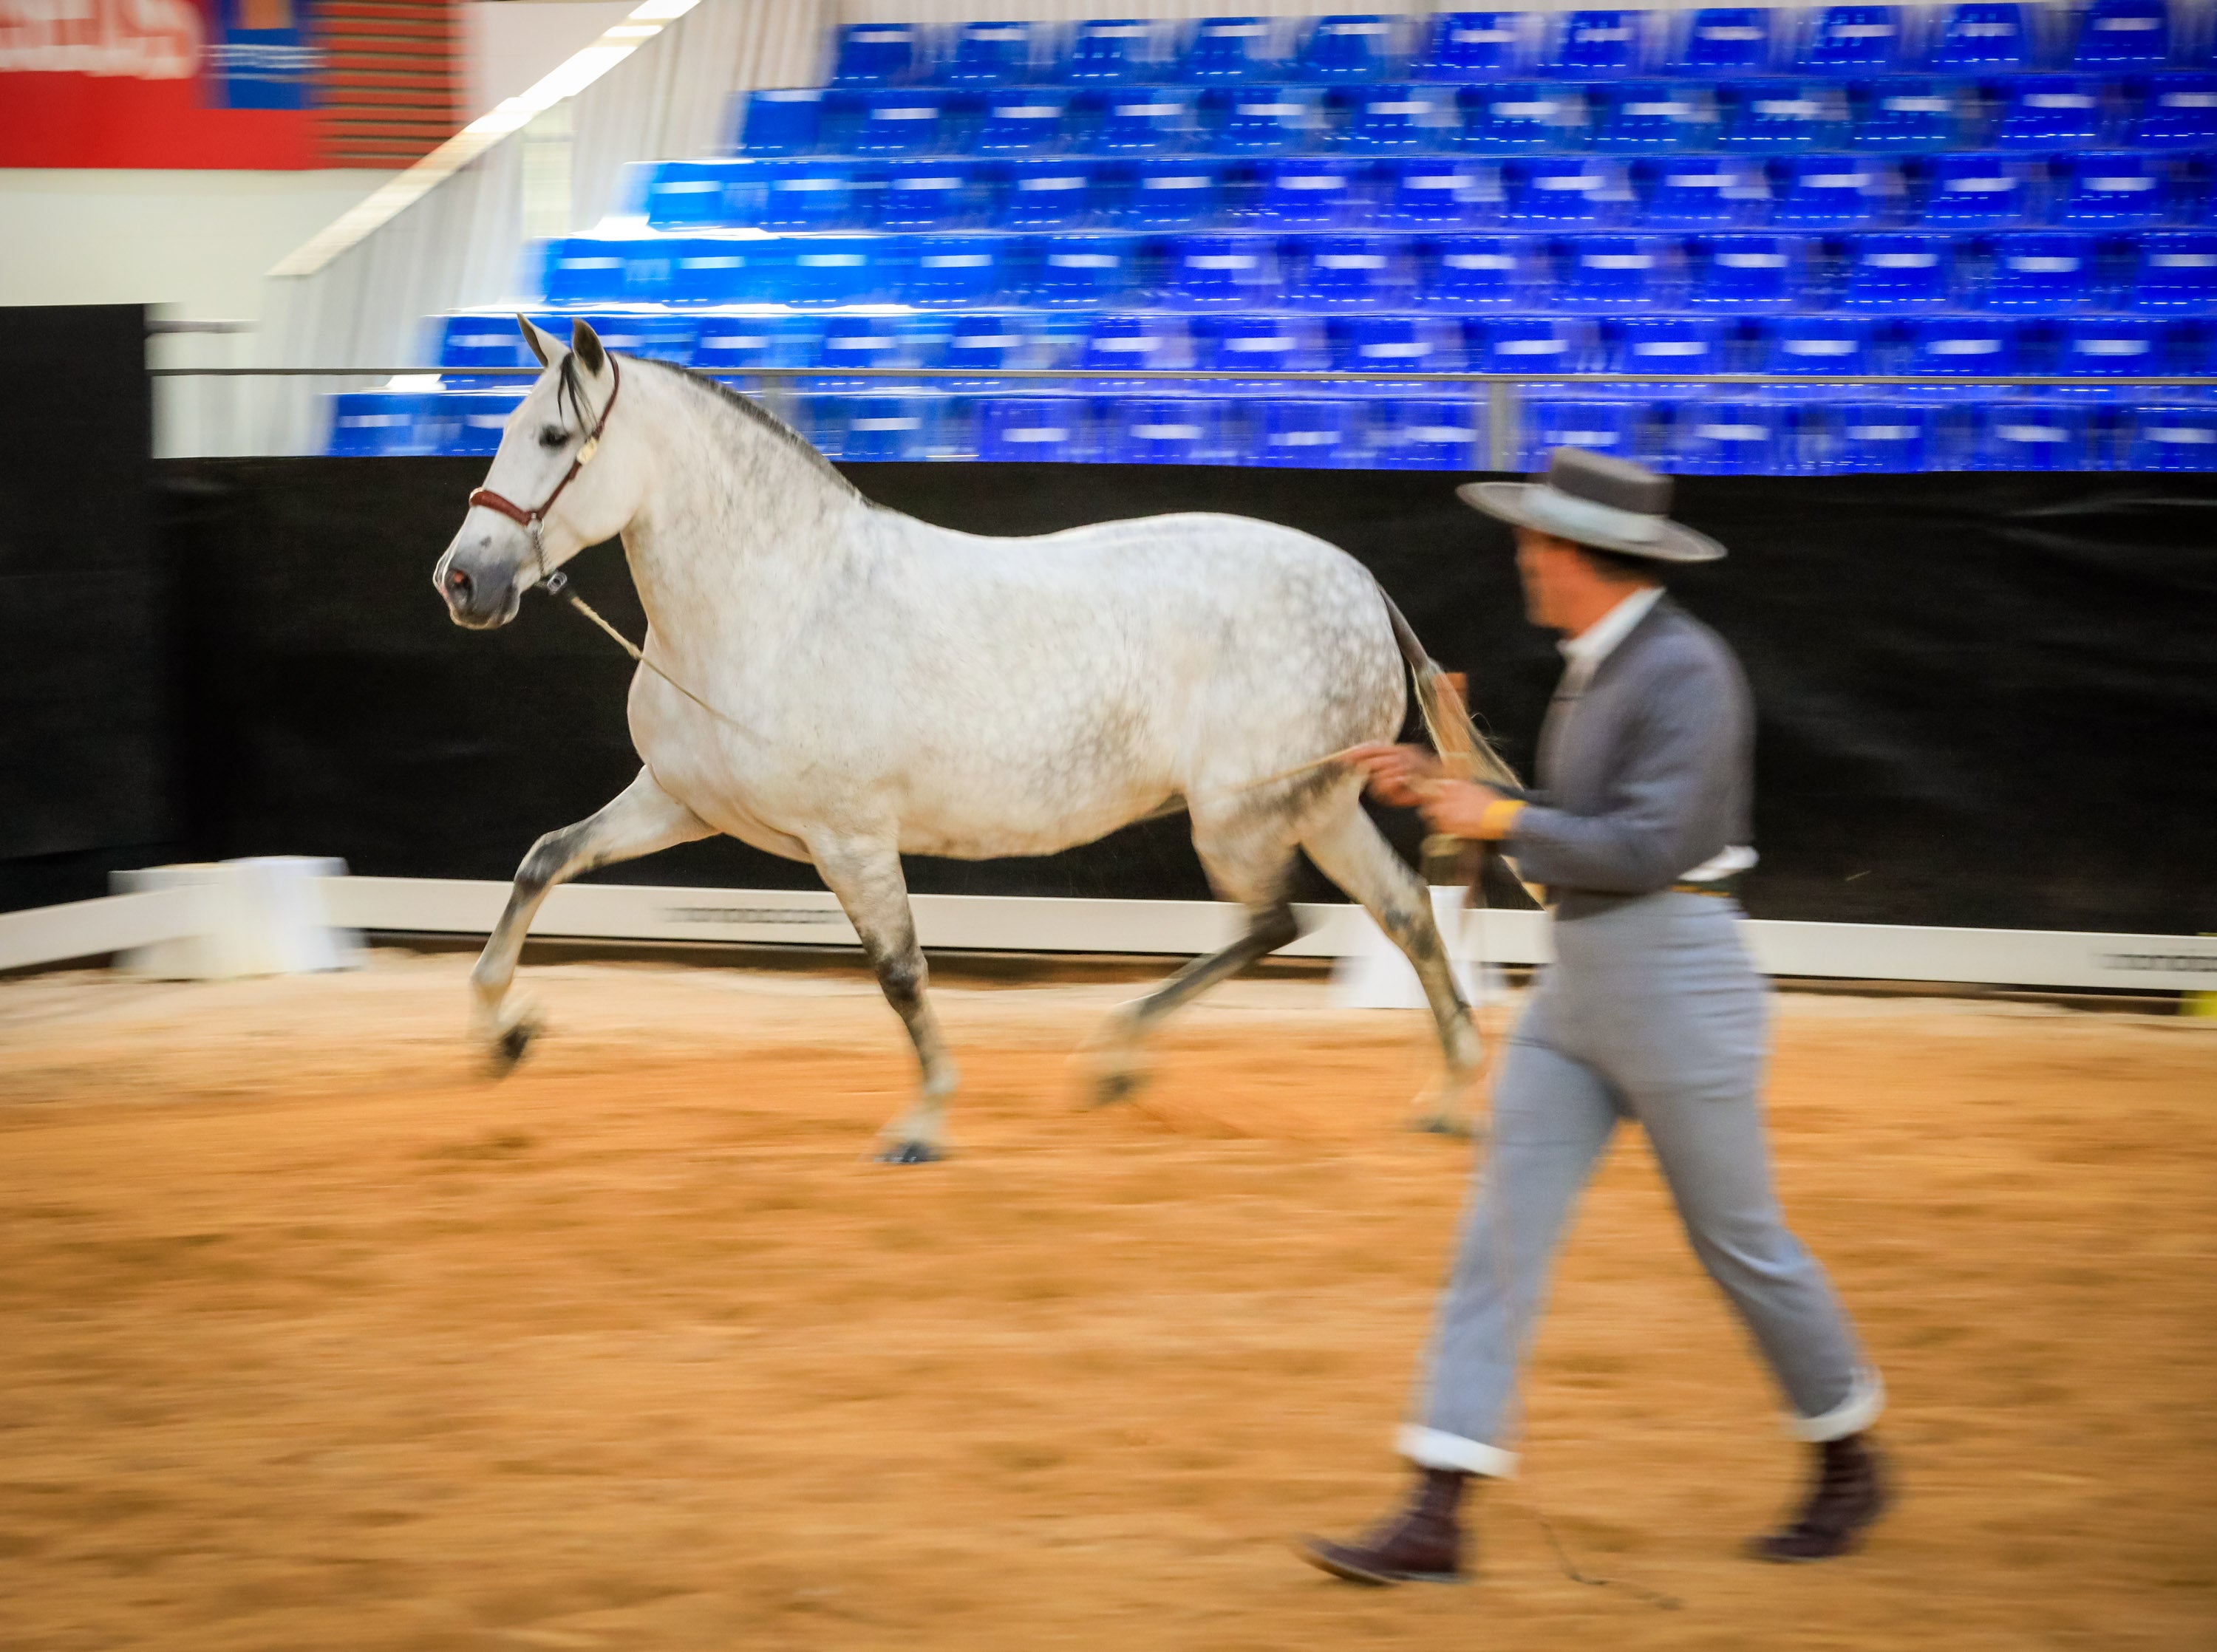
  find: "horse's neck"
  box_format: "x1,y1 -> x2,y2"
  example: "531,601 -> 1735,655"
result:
619,367 -> 871,653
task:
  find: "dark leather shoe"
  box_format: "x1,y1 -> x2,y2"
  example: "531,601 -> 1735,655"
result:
1298,1468 -> 1470,1586
1750,1433 -> 1890,1563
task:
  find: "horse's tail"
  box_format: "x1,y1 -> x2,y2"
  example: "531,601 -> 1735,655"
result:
1375,584 -> 1522,791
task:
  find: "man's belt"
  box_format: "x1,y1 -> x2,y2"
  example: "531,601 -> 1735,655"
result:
1671,876 -> 1742,899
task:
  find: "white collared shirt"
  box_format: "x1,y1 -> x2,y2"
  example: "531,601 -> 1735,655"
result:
1550,584 -> 1754,884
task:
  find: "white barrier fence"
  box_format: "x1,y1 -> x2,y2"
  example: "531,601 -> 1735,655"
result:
4,863 -> 2213,995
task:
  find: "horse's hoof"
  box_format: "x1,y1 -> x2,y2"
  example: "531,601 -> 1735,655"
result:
1409,1113 -> 1473,1139
1088,1066 -> 1151,1108
488,1017 -> 540,1075
876,1139 -> 944,1165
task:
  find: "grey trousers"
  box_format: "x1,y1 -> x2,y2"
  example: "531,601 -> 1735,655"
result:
1401,892 -> 1883,1478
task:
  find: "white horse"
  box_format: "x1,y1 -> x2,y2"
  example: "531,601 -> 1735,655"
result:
436,317 -> 1491,1161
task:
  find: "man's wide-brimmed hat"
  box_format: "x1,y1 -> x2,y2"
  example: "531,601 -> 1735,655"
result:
1457,447 -> 1726,563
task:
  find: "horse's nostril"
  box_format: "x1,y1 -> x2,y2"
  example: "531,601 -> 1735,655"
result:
446,567 -> 472,594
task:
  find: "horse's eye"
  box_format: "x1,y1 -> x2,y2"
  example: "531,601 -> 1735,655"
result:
539,425 -> 569,449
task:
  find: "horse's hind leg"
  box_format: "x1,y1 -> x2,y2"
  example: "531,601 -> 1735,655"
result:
470,768 -> 712,1068
810,839 -> 958,1164
1299,799 -> 1485,1136
1085,822 -> 1300,1107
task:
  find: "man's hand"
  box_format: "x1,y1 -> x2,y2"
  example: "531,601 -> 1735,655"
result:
1418,779 -> 1508,840
1347,743 -> 1442,808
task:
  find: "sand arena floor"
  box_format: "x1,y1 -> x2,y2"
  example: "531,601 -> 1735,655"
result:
0,947 -> 2212,1651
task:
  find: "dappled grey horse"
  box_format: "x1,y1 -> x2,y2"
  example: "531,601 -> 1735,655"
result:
435,317 -> 1492,1161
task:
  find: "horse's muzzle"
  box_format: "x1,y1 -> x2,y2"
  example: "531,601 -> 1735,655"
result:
435,541 -> 522,629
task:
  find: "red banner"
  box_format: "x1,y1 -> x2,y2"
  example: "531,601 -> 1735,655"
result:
0,0 -> 319,168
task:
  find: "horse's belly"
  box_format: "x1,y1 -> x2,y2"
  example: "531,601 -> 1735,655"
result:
892,776 -> 1169,860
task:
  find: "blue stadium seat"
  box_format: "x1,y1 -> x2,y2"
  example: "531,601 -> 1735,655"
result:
816,312 -> 916,372
1634,155 -> 1770,225
979,396 -> 1086,461
1191,312 -> 1329,371
1839,231 -> 1954,307
1472,315 -> 1601,375
1022,233 -> 1142,304
1325,313 -> 1462,372
1285,233 -> 1410,307
1458,82 -> 1590,151
1251,157 -> 1362,226
873,160 -> 987,231
1556,233 -> 1676,308
1904,313 -> 2017,375
970,89 -> 1072,155
695,315 -> 817,372
328,391 -> 452,457
1853,78 -> 1975,149
995,157 -> 1103,228
1416,233 -> 1545,307
1087,88 -> 1201,153
1161,233 -> 1281,306
829,23 -> 922,87
1978,231 -> 2097,310
1686,232 -> 1804,307
1969,397 -> 2094,468
849,89 -> 947,156
1414,12 -> 1530,80
1797,6 -> 1908,75
1080,313 -> 1191,375
540,238 -> 632,305
1295,15 -> 1403,81
1670,397 -> 1792,472
1551,10 -> 1646,76
1370,398 -> 1487,468
896,234 -> 1011,307
2071,0 -> 2170,69
1503,157 -> 1628,225
1590,81 -> 1720,149
1105,396 -> 1227,464
2125,403 -> 2217,468
663,239 -> 774,305
759,160 -> 861,231
2054,153 -> 2173,227
1182,16 -> 1284,81
1671,9 -> 1775,75
2131,72 -> 2217,145
1607,315 -> 1731,374
1379,157 -> 1496,225
1254,397 -> 1365,465
768,237 -> 881,306
1336,82 -> 1457,149
2054,314 -> 2172,374
646,160 -> 752,228
1993,75 -> 2108,147
1915,152 -> 2040,225
734,89 -> 826,155
1769,154 -> 1899,227
443,389 -> 530,457
1120,160 -> 1223,229
1927,2 -> 2033,69
1520,395 -> 1640,465
1204,86 -> 1319,152
437,315 -> 534,372
1819,397 -> 1935,470
2131,231 -> 2217,308
1719,79 -> 1854,149
938,20 -> 1035,86
1061,18 -> 1161,83
836,395 -> 936,462
927,314 -> 1033,371
1760,313 -> 1878,373
570,313 -> 698,362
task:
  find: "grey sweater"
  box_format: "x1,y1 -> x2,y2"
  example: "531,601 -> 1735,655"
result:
1505,596 -> 1754,923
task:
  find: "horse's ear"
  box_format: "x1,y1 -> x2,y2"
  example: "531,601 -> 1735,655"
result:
571,318 -> 606,377
517,313 -> 559,367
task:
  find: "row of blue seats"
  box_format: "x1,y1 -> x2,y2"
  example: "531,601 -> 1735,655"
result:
443,307 -> 2213,376
538,229 -> 2217,314
732,73 -> 2217,157
327,381 -> 2217,471
815,7 -> 2215,89
653,149 -> 2216,233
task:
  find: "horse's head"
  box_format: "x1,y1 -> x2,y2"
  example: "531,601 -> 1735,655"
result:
435,316 -> 641,629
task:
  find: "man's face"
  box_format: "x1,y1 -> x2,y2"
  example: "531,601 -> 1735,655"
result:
1513,529 -> 1581,631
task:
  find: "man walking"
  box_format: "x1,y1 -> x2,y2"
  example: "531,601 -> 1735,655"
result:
1301,449 -> 1887,1586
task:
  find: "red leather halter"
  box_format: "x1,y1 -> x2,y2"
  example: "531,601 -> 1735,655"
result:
466,354 -> 622,594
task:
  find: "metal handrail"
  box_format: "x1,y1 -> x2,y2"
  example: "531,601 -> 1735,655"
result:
148,366 -> 2217,386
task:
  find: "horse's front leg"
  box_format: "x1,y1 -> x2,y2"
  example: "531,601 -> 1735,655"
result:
471,768 -> 712,1068
812,841 -> 958,1164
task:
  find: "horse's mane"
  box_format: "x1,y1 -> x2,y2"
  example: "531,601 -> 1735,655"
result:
637,357 -> 865,500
